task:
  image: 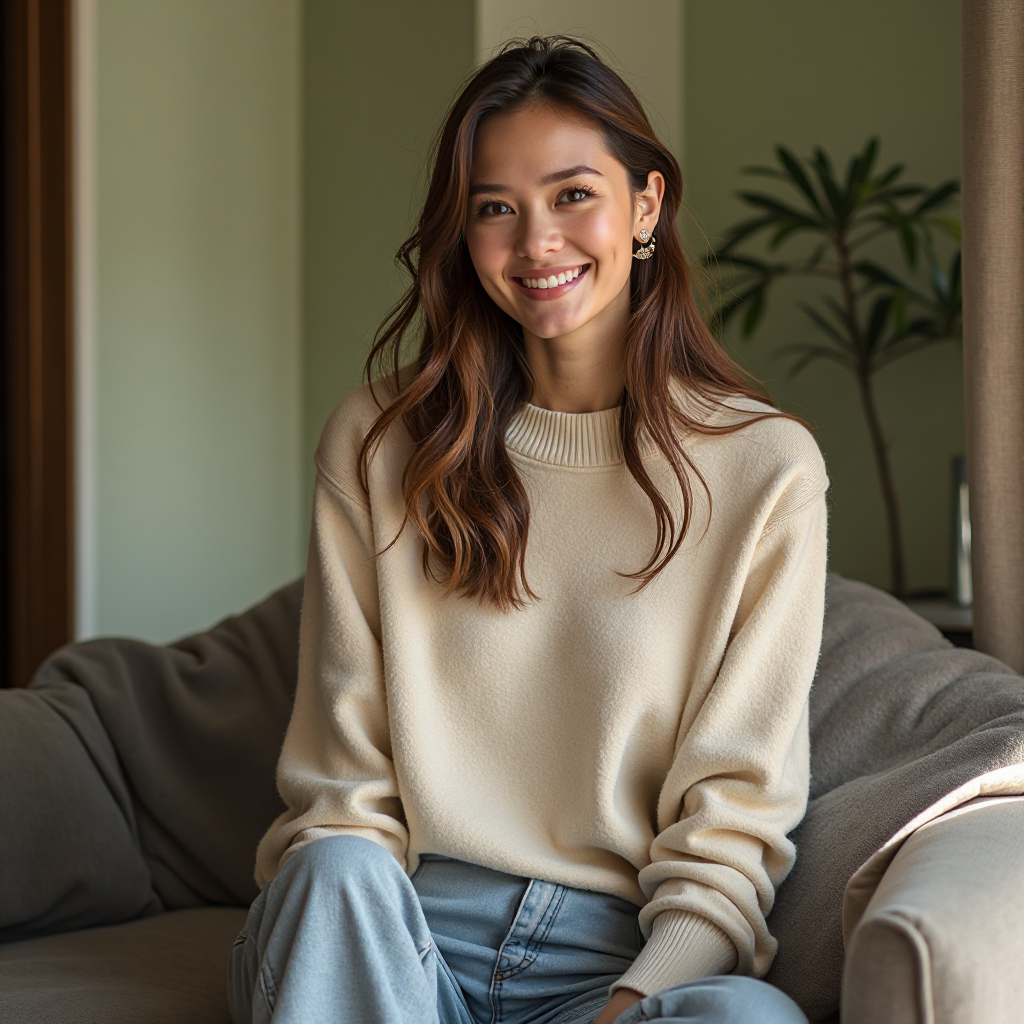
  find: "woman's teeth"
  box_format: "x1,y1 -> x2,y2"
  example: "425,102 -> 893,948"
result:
520,266 -> 584,289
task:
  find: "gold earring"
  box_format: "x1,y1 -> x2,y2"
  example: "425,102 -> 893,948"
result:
633,229 -> 655,260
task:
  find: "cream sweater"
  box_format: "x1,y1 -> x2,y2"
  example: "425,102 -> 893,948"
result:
256,382 -> 829,996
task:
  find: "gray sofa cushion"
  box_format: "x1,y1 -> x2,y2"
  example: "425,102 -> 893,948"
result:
0,907 -> 247,1023
0,581 -> 302,943
34,579 -> 302,911
0,685 -> 159,942
766,578 -> 1024,1020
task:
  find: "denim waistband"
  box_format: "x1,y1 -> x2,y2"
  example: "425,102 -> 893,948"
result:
412,854 -> 643,961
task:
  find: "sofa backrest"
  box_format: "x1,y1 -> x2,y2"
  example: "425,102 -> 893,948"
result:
0,685 -> 161,942
0,580 -> 301,943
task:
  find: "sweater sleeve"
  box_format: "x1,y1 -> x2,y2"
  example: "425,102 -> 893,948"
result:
615,478 -> 828,992
254,467 -> 407,888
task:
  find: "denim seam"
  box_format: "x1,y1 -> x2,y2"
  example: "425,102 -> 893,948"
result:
498,882 -> 566,979
488,879 -> 535,1024
518,882 -> 567,971
544,992 -> 613,1024
488,880 -> 570,1023
429,939 -> 479,1024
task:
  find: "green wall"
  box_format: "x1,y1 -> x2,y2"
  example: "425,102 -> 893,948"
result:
302,0 -> 962,591
84,0 -> 963,644
92,0 -> 303,642
683,0 -> 963,592
477,1 -> 683,161
85,0 -> 475,644
302,0 -> 476,503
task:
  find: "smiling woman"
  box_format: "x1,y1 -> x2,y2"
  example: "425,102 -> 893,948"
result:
465,109 -> 662,414
359,39 -> 788,610
230,36 -> 828,1024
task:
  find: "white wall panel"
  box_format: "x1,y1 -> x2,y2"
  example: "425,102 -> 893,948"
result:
75,0 -> 303,642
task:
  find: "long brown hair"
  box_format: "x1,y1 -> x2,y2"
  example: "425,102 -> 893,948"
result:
361,36 -> 777,609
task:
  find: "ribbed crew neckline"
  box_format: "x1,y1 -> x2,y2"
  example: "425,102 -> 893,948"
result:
505,403 -> 624,467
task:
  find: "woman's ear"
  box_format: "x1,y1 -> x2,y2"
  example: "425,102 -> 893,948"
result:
635,170 -> 666,238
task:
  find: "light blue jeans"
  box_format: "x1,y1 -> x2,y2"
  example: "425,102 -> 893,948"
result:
228,835 -> 807,1024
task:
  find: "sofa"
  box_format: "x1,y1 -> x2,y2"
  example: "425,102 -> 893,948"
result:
1,574 -> 1023,1023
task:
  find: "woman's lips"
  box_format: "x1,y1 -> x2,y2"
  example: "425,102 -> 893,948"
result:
512,263 -> 590,301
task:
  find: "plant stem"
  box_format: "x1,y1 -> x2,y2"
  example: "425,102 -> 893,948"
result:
855,368 -> 906,596
835,232 -> 907,596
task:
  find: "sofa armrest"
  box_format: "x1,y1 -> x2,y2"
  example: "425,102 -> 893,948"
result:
842,795 -> 1024,1024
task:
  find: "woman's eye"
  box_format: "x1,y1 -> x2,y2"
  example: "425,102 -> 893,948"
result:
479,201 -> 512,216
560,187 -> 592,204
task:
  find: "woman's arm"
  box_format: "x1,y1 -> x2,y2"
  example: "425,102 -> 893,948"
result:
255,468 -> 408,887
613,480 -> 828,995
594,987 -> 644,1023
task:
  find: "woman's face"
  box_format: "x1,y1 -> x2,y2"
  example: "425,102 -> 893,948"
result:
464,103 -> 663,343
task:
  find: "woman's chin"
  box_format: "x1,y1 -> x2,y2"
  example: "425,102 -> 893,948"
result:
520,309 -> 591,340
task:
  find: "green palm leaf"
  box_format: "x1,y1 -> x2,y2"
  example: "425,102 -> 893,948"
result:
709,137 -> 962,599
774,145 -> 826,217
714,215 -> 778,254
735,191 -> 821,226
778,343 -> 856,376
799,301 -> 855,351
912,180 -> 959,216
864,294 -> 895,355
844,137 -> 879,206
853,260 -> 906,290
741,164 -> 788,180
811,147 -> 846,223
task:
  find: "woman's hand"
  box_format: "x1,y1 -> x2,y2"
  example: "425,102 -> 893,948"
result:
592,986 -> 644,1024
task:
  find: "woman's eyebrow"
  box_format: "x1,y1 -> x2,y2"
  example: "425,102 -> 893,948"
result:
539,164 -> 603,185
468,164 -> 604,197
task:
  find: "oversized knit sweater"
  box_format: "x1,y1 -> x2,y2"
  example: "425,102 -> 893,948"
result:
255,382 -> 829,996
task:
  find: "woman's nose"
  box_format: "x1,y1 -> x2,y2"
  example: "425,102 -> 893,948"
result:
515,211 -> 563,261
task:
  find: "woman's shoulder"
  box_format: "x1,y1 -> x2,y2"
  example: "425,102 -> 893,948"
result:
681,389 -> 829,501
315,376 -> 405,498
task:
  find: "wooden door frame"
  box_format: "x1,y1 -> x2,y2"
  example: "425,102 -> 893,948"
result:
2,0 -> 74,687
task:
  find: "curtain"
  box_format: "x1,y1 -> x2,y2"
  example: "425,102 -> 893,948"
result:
962,0 -> 1024,673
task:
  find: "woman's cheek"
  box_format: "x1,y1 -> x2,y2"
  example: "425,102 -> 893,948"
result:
477,232 -> 513,277
469,247 -> 520,319
466,235 -> 500,289
574,211 -> 629,267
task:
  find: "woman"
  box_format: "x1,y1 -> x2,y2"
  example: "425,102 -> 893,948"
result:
230,36 -> 826,1024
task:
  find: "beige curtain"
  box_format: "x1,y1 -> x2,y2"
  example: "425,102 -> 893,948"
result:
962,0 -> 1024,673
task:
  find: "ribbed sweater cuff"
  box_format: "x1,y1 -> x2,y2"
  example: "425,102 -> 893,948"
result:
610,910 -> 738,997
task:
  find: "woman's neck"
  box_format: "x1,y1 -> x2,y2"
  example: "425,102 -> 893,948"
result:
522,282 -> 629,414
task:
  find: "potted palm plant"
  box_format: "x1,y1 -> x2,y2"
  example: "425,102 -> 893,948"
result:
710,138 -> 961,597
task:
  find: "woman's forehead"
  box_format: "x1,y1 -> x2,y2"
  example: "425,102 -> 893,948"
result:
470,104 -> 618,185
